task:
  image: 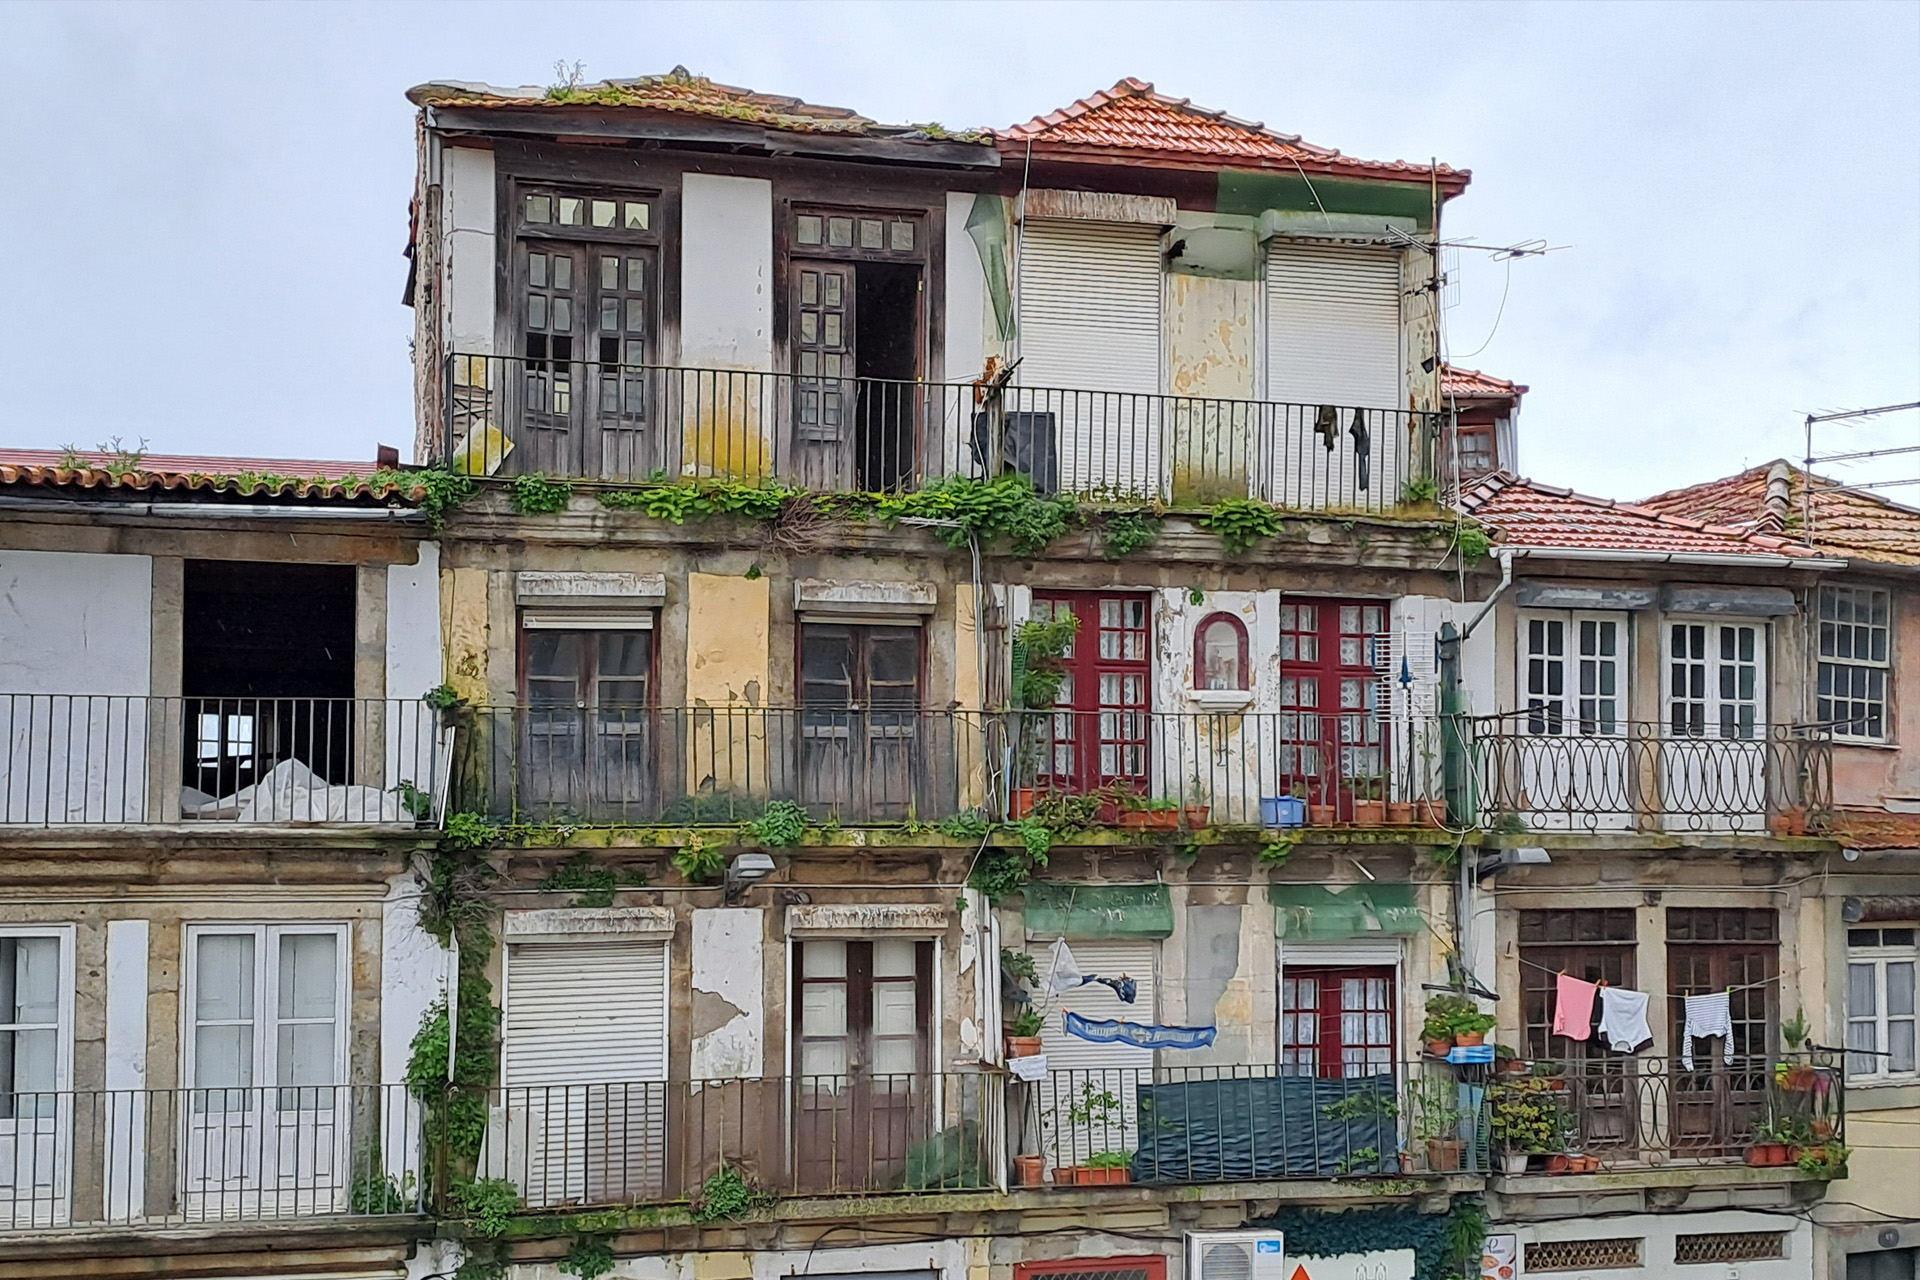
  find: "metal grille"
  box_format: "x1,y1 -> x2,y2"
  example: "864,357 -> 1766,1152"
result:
1524,1238 -> 1643,1271
1675,1231 -> 1787,1263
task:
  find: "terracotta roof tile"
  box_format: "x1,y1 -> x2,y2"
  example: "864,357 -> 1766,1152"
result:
0,448 -> 423,503
1460,472 -> 1829,560
1000,79 -> 1468,187
1442,365 -> 1527,399
409,68 -> 990,142
1640,461 -> 1920,568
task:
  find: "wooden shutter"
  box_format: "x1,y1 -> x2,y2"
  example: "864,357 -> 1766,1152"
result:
505,940 -> 669,1084
1265,243 -> 1404,409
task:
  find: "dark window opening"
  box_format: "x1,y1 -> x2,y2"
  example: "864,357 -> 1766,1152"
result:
181,561 -> 356,799
798,623 -> 924,820
854,261 -> 921,493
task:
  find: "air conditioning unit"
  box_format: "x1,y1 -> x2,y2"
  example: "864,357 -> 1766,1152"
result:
1187,1230 -> 1286,1280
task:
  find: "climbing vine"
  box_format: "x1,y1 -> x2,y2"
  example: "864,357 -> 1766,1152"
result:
509,471 -> 574,514
537,851 -> 644,907
1099,512 -> 1161,559
1199,498 -> 1285,555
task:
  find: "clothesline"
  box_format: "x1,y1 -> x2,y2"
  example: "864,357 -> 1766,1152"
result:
1514,952 -> 1780,997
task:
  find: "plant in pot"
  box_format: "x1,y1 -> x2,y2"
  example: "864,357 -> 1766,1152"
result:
1060,1082 -> 1124,1184
1005,1005 -> 1045,1058
1744,1116 -> 1794,1168
1451,1006 -> 1496,1048
1082,1150 -> 1133,1185
1410,1078 -> 1465,1173
1118,795 -> 1181,831
1423,994 -> 1484,1055
1010,612 -> 1079,814
1349,774 -> 1386,826
1493,1043 -> 1529,1076
1490,1076 -> 1564,1176
1181,774 -> 1210,829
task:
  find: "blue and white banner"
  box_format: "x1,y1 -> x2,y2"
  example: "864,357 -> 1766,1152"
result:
1064,1011 -> 1217,1050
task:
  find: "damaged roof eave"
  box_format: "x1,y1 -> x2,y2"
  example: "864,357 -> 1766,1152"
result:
424,105 -> 1002,169
1008,143 -> 1469,194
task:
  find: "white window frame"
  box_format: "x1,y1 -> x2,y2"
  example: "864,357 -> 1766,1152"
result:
1846,925 -> 1917,1084
1519,611 -> 1627,735
181,924 -> 350,1100
0,925 -> 77,1225
1666,618 -> 1766,739
1818,585 -> 1892,742
0,926 -> 74,1103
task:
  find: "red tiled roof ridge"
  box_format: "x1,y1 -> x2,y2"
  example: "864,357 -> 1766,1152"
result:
1462,471 -> 1825,557
1441,365 -> 1528,397
0,449 -> 423,502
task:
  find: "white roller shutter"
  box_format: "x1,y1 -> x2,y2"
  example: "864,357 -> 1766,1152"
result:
1015,219 -> 1163,497
1265,243 -> 1404,409
501,940 -> 670,1206
1026,939 -> 1157,1172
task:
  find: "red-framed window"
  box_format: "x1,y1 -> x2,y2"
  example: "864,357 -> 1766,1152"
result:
1279,598 -> 1386,815
1031,592 -> 1152,794
1281,965 -> 1396,1079
1194,612 -> 1250,691
1014,1257 -> 1167,1280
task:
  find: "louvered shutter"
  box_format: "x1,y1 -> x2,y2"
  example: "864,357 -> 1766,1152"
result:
1027,939 -> 1157,1171
502,940 -> 668,1205
1016,219 -> 1163,497
1265,244 -> 1404,408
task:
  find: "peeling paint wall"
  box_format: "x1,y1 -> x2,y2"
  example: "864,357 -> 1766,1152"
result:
1165,273 -> 1257,503
681,174 -> 773,478
0,550 -> 152,694
686,572 -> 769,706
441,147 -> 496,360
689,908 -> 764,1079
441,564 -> 491,704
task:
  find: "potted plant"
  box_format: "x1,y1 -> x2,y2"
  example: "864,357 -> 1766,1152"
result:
1744,1117 -> 1793,1168
1080,1151 -> 1133,1185
1349,775 -> 1386,826
1014,1153 -> 1046,1186
1493,1044 -> 1529,1076
1006,1006 -> 1045,1058
1491,1076 -> 1564,1175
1118,796 -> 1181,831
1010,613 -> 1079,816
1452,1006 -> 1496,1048
1410,1079 -> 1465,1172
1422,995 -> 1464,1056
1424,994 -> 1489,1053
1769,806 -> 1808,837
1060,1081 -> 1125,1184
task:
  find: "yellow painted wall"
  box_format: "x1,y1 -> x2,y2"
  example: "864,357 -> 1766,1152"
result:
1830,1106 -> 1920,1221
686,573 -> 771,798
441,566 -> 490,703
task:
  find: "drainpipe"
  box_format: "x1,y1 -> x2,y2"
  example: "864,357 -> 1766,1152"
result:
1437,547 -> 1514,826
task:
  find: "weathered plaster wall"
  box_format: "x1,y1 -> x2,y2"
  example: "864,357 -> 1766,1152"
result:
686,572 -> 769,706
0,550 -> 152,694
689,907 -> 764,1079
680,174 -> 772,373
1166,273 -> 1257,503
387,542 -> 443,701
442,145 -> 497,359
441,565 -> 491,704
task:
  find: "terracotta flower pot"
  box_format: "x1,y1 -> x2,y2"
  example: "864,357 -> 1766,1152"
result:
1426,1037 -> 1455,1058
1770,807 -> 1808,837
1416,799 -> 1448,827
1308,804 -> 1337,827
1386,801 -> 1415,825
1425,1138 -> 1464,1173
1078,1165 -> 1131,1185
1119,809 -> 1180,831
1351,799 -> 1386,826
1010,789 -> 1040,819
1005,1035 -> 1043,1058
1181,806 -> 1210,828
1572,1155 -> 1601,1173
1745,1143 -> 1787,1167
1014,1154 -> 1046,1186
1456,1031 -> 1487,1047
1545,1153 -> 1571,1174
1052,1166 -> 1080,1185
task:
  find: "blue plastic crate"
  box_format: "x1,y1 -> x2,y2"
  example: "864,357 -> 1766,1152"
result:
1260,796 -> 1307,828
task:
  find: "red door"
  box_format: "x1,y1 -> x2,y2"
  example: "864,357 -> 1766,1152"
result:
1279,598 -> 1387,819
1281,966 -> 1397,1079
1030,592 -> 1152,795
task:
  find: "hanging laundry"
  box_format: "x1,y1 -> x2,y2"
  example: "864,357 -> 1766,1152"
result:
1551,974 -> 1598,1041
1066,1011 -> 1216,1050
1045,937 -> 1083,996
1089,974 -> 1138,1004
1314,404 -> 1340,452
1348,407 -> 1371,491
1681,991 -> 1733,1070
1597,987 -> 1652,1052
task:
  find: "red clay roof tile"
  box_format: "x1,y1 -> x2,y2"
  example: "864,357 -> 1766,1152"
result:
1829,809 -> 1920,850
1442,365 -> 1528,399
0,448 -> 423,503
1461,472 -> 1829,560
1640,461 -> 1920,568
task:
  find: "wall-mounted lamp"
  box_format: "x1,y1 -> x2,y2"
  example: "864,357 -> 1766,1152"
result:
724,851 -> 776,904
1476,846 -> 1549,882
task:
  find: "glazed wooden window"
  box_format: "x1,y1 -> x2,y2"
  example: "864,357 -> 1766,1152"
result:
1519,909 -> 1636,1059
1847,926 -> 1917,1081
1819,585 -> 1891,740
1281,965 -> 1395,1079
1030,592 -> 1152,793
1279,599 -> 1386,810
1194,613 -> 1250,691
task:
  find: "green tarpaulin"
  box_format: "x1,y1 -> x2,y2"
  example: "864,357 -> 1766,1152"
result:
1271,882 -> 1422,941
1023,882 -> 1174,938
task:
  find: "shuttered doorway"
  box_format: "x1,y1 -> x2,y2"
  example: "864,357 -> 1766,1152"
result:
1027,938 -> 1157,1175
502,939 -> 669,1206
1016,219 -> 1163,498
1265,243 -> 1405,508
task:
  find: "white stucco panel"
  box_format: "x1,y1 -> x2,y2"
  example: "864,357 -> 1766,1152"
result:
0,550 -> 152,694
442,147 -> 496,355
680,173 -> 773,371
691,907 -> 764,1079
944,191 -> 987,382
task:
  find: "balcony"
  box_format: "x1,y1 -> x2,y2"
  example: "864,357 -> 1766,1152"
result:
442,354 -> 1444,513
0,695 -> 448,827
0,1085 -> 422,1232
1489,1054 -> 1844,1174
452,707 -> 1448,830
1468,718 -> 1832,834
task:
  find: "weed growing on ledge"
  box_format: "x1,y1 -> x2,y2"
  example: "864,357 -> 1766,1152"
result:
509,471 -> 574,514
1199,499 -> 1285,554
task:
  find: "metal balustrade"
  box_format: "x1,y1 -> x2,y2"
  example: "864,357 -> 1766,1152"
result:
442,354 -> 1444,513
0,1085 -> 423,1231
0,696 -> 450,827
1468,717 -> 1832,833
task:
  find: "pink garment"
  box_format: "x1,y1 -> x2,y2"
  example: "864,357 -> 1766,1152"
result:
1552,974 -> 1599,1041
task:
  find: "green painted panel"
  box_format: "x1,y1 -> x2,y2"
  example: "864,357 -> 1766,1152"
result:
1023,882 -> 1174,938
1272,881 -> 1422,940
1216,170 -> 1435,229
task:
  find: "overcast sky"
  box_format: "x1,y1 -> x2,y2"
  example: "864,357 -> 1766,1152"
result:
3,0 -> 1916,500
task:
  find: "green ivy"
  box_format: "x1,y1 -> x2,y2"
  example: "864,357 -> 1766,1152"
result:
672,837 -> 727,884
449,1176 -> 520,1237
746,799 -> 808,847
1200,498 -> 1285,555
1453,523 -> 1494,562
538,852 -> 643,907
689,1164 -> 768,1223
370,466 -> 474,531
441,812 -> 501,853
558,1234 -> 617,1279
1250,1202 -> 1486,1280
423,683 -> 463,711
509,471 -> 574,514
1099,512 -> 1161,559
938,811 -> 992,840
875,474 -> 1073,553
1401,476 -> 1441,505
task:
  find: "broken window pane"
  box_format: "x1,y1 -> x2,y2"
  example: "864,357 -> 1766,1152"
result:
525,194 -> 552,224
624,202 -> 649,231
591,200 -> 616,228
600,257 -> 618,290
797,215 -> 822,246
558,197 -> 584,226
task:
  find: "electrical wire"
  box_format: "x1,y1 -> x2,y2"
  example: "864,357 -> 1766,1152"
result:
1452,255 -> 1513,361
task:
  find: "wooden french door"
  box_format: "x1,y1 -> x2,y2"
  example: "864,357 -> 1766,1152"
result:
1667,907 -> 1777,1154
798,624 -> 922,819
793,939 -> 931,1192
1279,599 -> 1386,818
1030,593 -> 1152,796
520,628 -> 654,821
517,241 -> 656,479
1280,966 -> 1396,1079
1519,908 -> 1638,1153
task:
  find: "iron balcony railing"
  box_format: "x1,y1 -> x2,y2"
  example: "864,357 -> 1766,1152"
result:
479,1072 -> 997,1208
0,695 -> 451,827
1489,1054 -> 1843,1172
0,1084 -> 423,1232
1468,717 -> 1832,834
443,354 -> 1443,513
1022,1063 -> 1487,1184
452,706 -> 1452,829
